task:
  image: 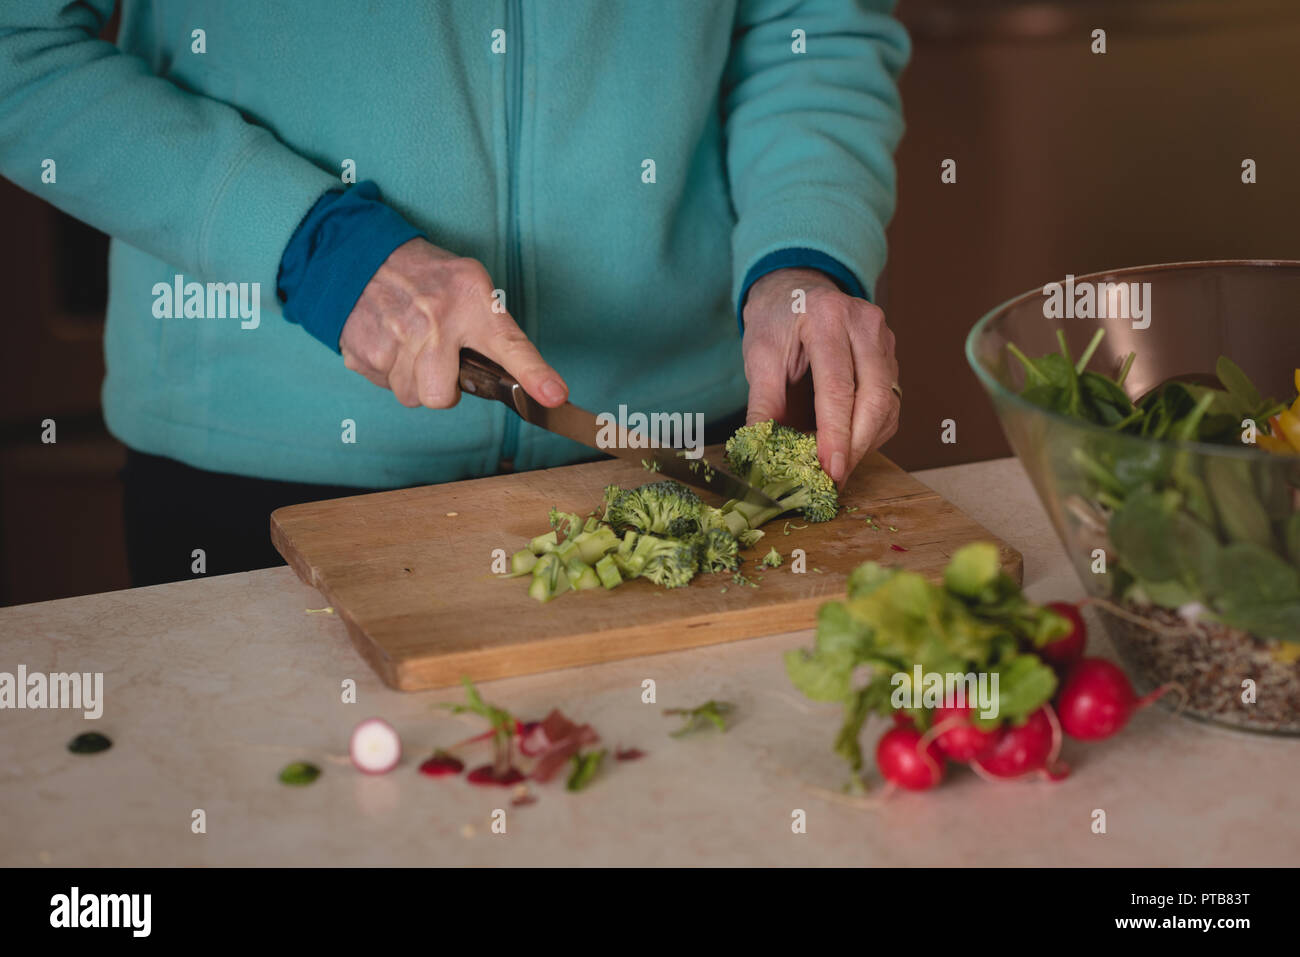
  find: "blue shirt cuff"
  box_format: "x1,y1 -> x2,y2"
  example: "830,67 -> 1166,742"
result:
736,248 -> 868,335
277,180 -> 425,353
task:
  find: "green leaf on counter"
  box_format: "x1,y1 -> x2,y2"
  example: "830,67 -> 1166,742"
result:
68,732 -> 112,755
566,749 -> 606,792
445,677 -> 515,743
665,700 -> 734,737
279,761 -> 321,786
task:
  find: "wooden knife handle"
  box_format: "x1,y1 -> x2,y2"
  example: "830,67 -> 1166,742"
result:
458,349 -> 516,405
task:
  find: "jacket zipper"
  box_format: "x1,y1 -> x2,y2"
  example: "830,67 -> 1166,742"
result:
500,0 -> 524,467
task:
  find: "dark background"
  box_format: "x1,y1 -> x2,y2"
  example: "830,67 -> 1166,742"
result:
3,0 -> 1300,606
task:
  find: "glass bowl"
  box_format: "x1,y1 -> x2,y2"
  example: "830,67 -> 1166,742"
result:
967,260 -> 1300,735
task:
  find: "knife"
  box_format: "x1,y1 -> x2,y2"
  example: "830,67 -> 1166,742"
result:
458,349 -> 782,509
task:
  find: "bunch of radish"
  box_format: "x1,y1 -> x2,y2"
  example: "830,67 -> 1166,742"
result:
875,602 -> 1175,792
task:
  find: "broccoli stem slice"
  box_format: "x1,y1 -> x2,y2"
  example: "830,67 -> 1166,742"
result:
508,549 -> 538,576
528,530 -> 559,555
595,555 -> 623,589
727,484 -> 813,530
529,558 -> 570,602
574,526 -> 620,565
565,557 -> 601,590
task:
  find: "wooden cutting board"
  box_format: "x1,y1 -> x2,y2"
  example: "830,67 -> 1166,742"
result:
271,450 -> 1021,691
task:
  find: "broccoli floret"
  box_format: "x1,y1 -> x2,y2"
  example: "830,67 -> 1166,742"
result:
759,547 -> 783,568
723,420 -> 839,527
601,484 -> 622,523
549,507 -> 585,540
692,528 -> 740,573
737,528 -> 765,549
605,480 -> 703,538
620,533 -> 698,588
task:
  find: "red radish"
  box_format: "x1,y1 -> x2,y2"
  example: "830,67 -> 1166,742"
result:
973,706 -> 1055,779
926,705 -> 997,762
891,711 -> 915,728
1040,602 -> 1087,666
875,727 -> 945,791
349,718 -> 402,774
1057,657 -> 1172,741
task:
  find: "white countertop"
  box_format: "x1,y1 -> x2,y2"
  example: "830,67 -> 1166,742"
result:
1,457 -> 1295,866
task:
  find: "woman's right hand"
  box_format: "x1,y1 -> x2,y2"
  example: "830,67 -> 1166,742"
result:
339,238 -> 569,409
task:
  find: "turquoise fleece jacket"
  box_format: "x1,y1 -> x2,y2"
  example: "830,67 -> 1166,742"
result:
0,0 -> 908,488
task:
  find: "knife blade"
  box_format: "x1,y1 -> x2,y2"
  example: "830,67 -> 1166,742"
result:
458,349 -> 782,509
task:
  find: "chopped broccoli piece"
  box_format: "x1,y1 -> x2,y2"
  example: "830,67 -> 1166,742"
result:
595,554 -> 623,589
528,530 -> 559,555
759,547 -> 783,568
601,484 -> 622,522
620,533 -> 698,588
604,480 -> 704,538
700,503 -> 750,538
692,528 -> 741,573
616,529 -> 639,560
509,549 -> 538,576
573,525 -> 620,565
737,528 -> 765,548
565,557 -> 601,590
529,554 -> 570,602
549,508 -> 585,540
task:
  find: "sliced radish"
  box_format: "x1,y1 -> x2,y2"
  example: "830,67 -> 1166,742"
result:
350,717 -> 401,774
467,764 -> 525,786
517,720 -> 551,757
418,751 -> 464,777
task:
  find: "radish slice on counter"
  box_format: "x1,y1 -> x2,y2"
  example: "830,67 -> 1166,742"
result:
350,718 -> 401,774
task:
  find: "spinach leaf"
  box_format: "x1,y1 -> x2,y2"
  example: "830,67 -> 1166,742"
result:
1216,356 -> 1263,413
1215,542 -> 1300,608
1204,457 -> 1275,549
1109,488 -> 1181,582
